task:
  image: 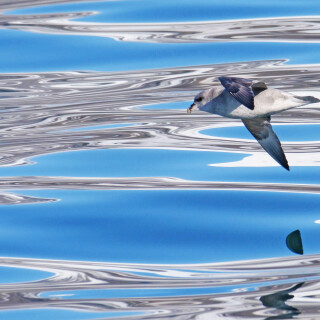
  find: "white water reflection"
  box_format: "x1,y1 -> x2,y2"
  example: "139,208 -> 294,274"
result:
1,1 -> 320,319
0,255 -> 318,319
212,151 -> 320,168
2,9 -> 320,44
0,60 -> 319,169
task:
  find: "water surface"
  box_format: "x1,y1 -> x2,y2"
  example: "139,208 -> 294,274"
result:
0,0 -> 320,319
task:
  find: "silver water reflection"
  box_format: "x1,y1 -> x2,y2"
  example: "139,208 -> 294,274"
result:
1,2 -> 320,320
0,255 -> 319,319
0,59 -> 320,167
0,59 -> 319,316
0,192 -> 56,204
2,10 -> 320,44
0,0 -> 90,11
0,59 -> 320,201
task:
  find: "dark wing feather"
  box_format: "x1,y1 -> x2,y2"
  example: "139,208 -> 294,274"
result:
252,81 -> 268,95
242,116 -> 289,170
219,76 -> 255,110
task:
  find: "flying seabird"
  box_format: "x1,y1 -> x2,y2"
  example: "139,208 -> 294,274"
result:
188,76 -> 320,170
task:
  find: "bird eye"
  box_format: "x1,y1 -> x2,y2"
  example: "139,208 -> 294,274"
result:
195,97 -> 203,102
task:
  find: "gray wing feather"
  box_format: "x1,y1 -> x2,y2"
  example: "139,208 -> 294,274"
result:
219,76 -> 255,110
242,117 -> 289,170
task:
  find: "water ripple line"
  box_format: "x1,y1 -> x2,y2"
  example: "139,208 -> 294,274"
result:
0,60 -> 319,168
0,255 -> 318,318
2,10 -> 320,44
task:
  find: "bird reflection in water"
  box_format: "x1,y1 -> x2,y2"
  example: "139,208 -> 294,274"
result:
260,282 -> 304,319
260,229 -> 304,318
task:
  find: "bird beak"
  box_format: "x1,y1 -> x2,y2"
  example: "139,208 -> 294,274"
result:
187,103 -> 195,114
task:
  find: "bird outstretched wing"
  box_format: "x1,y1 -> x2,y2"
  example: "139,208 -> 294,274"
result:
242,116 -> 289,170
219,76 -> 255,110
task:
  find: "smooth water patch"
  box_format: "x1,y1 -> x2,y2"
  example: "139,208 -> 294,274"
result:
41,284 -> 256,299
1,189 -> 320,263
0,266 -> 52,284
139,101 -> 189,110
1,28 -> 320,73
0,148 -> 320,184
0,148 -> 245,179
201,124 -> 320,142
0,309 -> 142,320
6,0 -> 320,23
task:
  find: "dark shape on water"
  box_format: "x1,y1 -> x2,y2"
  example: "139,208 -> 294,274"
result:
286,230 -> 303,255
260,282 -> 304,319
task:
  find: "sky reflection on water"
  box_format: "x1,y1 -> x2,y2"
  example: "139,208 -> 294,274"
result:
201,123 -> 320,142
1,0 -> 320,319
7,0 -> 320,22
1,189 -> 320,264
1,0 -> 320,75
1,29 -> 320,73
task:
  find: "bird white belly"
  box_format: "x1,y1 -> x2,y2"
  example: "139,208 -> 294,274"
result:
203,89 -> 307,119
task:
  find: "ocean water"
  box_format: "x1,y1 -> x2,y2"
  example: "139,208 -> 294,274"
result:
0,0 -> 320,319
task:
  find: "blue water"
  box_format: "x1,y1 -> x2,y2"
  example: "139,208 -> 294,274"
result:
1,310 -> 141,320
140,101 -> 188,110
41,284 -> 256,299
1,0 -> 320,319
0,149 -> 244,179
2,189 -> 320,263
2,1 -> 320,73
1,148 -> 319,184
201,124 -> 320,142
0,267 -> 52,283
7,0 -> 320,22
1,29 -> 319,73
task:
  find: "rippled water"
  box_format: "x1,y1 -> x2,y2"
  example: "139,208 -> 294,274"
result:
1,0 -> 320,319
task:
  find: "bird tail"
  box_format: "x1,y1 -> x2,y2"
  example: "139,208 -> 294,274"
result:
296,95 -> 320,104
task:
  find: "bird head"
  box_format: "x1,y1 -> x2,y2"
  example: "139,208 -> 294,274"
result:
187,88 -> 216,113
